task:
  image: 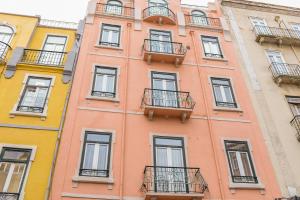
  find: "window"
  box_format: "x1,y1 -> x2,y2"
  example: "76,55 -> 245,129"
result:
99,24 -> 121,47
224,140 -> 257,184
39,35 -> 67,66
250,17 -> 271,35
287,96 -> 300,116
17,77 -> 52,113
80,132 -> 112,177
201,36 -> 223,58
250,17 -> 267,27
0,25 -> 14,58
191,10 -> 208,26
106,0 -> 123,15
211,78 -> 237,108
150,30 -> 173,54
0,148 -> 31,198
92,66 -> 117,98
148,0 -> 169,17
266,51 -> 289,75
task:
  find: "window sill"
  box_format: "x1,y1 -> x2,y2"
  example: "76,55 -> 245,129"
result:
10,110 -> 47,119
203,56 -> 228,62
213,106 -> 243,113
94,44 -> 123,51
72,176 -> 114,184
86,95 -> 120,102
229,182 -> 265,190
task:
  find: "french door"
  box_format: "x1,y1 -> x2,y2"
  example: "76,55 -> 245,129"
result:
148,0 -> 169,17
150,30 -> 173,54
151,72 -> 178,108
154,137 -> 187,193
267,51 -> 288,75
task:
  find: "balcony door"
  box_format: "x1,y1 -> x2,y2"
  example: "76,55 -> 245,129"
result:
39,35 -> 67,65
251,17 -> 271,35
154,137 -> 187,193
150,30 -> 173,54
151,72 -> 178,108
267,51 -> 289,75
148,0 -> 168,17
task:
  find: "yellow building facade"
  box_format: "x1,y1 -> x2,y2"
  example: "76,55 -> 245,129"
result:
0,13 -> 81,200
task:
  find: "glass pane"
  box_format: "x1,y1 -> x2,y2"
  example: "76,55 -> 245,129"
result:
94,74 -> 103,91
28,78 -> 51,87
212,78 -> 229,86
224,86 -> 234,103
240,152 -> 252,176
225,141 -> 248,151
0,162 -> 10,191
155,138 -> 182,146
46,36 -> 66,45
229,152 -> 241,176
7,163 -> 25,193
171,148 -> 183,167
97,144 -> 108,170
0,26 -> 13,34
2,150 -> 30,161
155,147 -> 168,166
86,133 -> 110,143
106,75 -> 115,93
101,30 -> 110,43
96,67 -> 116,75
213,86 -> 223,102
111,31 -> 119,44
152,73 -> 176,80
83,144 -> 95,169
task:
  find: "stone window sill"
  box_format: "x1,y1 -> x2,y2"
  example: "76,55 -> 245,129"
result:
94,44 -> 123,51
86,95 -> 120,103
72,176 -> 114,184
229,182 -> 265,190
203,56 -> 228,62
10,110 -> 47,119
213,106 -> 243,113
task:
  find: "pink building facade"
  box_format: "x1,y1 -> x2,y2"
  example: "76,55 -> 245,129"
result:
50,0 -> 281,199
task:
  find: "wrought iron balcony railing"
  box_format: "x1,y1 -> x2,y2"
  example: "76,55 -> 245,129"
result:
142,166 -> 208,194
185,15 -> 221,28
0,41 -> 12,63
143,6 -> 176,23
290,115 -> 300,141
275,196 -> 300,200
96,3 -> 134,18
143,39 -> 186,56
0,192 -> 20,200
142,88 -> 195,110
231,175 -> 258,184
79,168 -> 109,177
17,105 -> 44,113
269,62 -> 300,85
254,25 -> 300,41
20,49 -> 67,66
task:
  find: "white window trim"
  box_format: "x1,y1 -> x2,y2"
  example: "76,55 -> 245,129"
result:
72,128 -> 116,184
249,16 -> 268,28
95,23 -> 123,50
208,76 -> 242,112
10,74 -> 56,119
86,64 -> 120,102
40,33 -> 69,53
220,138 -> 265,190
265,50 -> 286,64
0,144 -> 37,200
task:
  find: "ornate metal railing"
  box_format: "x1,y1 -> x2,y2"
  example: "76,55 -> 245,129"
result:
231,175 -> 258,184
142,88 -> 195,110
0,41 -> 12,63
143,39 -> 186,56
254,25 -> 300,40
143,6 -> 176,22
79,169 -> 109,177
20,49 -> 67,66
17,105 -> 45,113
269,62 -> 300,79
142,166 -> 208,194
0,192 -> 20,200
96,3 -> 134,18
185,15 -> 221,28
290,115 -> 300,141
275,196 -> 300,200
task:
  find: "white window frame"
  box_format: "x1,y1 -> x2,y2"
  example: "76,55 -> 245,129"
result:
10,74 -> 55,118
249,17 -> 268,28
99,24 -> 121,47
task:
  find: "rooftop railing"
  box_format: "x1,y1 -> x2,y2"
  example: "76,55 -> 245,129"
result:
39,19 -> 78,29
185,15 -> 221,28
20,49 -> 67,66
142,166 -> 208,194
96,3 -> 134,18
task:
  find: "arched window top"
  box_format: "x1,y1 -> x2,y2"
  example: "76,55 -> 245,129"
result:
149,0 -> 168,6
0,25 -> 14,44
191,10 -> 206,17
107,0 -> 122,6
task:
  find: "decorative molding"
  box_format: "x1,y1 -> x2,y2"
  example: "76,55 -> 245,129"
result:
0,123 -> 59,131
61,193 -> 120,199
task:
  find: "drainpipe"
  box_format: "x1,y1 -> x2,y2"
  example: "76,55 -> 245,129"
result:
44,21 -> 84,200
119,22 -> 132,200
190,30 -> 225,200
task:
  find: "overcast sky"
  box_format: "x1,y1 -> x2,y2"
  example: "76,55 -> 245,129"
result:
0,0 -> 299,22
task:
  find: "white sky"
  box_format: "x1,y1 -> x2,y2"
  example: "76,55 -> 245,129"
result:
0,0 -> 299,22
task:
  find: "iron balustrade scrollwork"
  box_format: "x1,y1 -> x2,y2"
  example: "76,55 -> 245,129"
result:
91,90 -> 116,98
143,6 -> 176,22
96,3 -> 134,18
185,15 -> 221,28
0,192 -> 19,200
20,49 -> 67,66
143,39 -> 186,56
290,115 -> 300,141
269,62 -> 300,79
79,169 -> 109,177
17,105 -> 45,113
254,25 -> 300,40
142,166 -> 208,194
0,41 -> 12,63
231,175 -> 258,184
142,88 -> 195,110
275,196 -> 300,200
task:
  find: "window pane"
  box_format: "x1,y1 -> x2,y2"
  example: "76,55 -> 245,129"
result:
111,31 -> 119,44
0,162 -> 10,191
155,138 -> 182,146
228,152 -> 241,176
6,163 -> 25,193
225,141 -> 248,151
46,36 -> 66,45
152,72 -> 176,80
96,67 -> 116,75
213,85 -> 223,102
171,148 -> 183,167
86,133 -> 111,143
156,147 -> 168,166
224,86 -> 234,103
28,78 -> 51,87
106,76 -> 115,93
240,152 -> 252,176
94,74 -> 104,91
101,30 -> 109,43
83,144 -> 95,169
2,150 -> 30,161
97,144 -> 108,170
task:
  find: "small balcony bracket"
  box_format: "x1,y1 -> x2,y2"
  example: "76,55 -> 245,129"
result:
147,54 -> 152,65
181,112 -> 188,123
158,17 -> 163,25
175,57 -> 180,68
278,38 -> 283,47
259,37 -> 264,45
148,110 -> 154,120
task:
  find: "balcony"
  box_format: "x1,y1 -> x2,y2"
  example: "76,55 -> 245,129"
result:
143,39 -> 186,67
141,89 -> 195,122
290,115 -> 300,142
143,6 -> 176,25
269,62 -> 300,85
20,49 -> 67,67
0,192 -> 19,200
0,41 -> 12,65
185,15 -> 222,30
96,3 -> 134,19
254,25 -> 300,46
275,196 -> 300,200
141,166 -> 208,200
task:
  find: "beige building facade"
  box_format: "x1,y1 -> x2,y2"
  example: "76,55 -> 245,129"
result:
221,0 -> 300,198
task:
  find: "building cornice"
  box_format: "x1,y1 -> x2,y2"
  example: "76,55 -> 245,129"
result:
221,0 -> 300,16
